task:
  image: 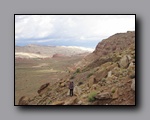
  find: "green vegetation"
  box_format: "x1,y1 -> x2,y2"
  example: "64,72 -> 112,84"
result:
76,68 -> 80,73
111,89 -> 115,93
87,73 -> 93,78
74,68 -> 80,74
48,100 -> 52,104
88,91 -> 97,102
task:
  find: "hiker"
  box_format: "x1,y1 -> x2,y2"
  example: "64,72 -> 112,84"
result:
69,80 -> 74,96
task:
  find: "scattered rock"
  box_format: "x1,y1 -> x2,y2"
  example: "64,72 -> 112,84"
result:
131,79 -> 135,91
127,55 -> 132,61
18,96 -> 30,105
90,84 -> 99,91
88,76 -> 97,87
129,62 -> 135,68
64,97 -> 77,105
67,90 -> 70,96
95,92 -> 111,100
60,83 -> 65,87
107,71 -> 112,77
52,101 -> 64,105
74,86 -> 82,96
82,94 -> 88,99
112,88 -> 119,99
77,100 -> 83,105
119,55 -> 129,68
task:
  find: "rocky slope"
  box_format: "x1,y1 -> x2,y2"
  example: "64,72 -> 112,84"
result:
18,31 -> 135,105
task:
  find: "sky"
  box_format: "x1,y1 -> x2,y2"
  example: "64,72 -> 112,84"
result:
15,15 -> 135,49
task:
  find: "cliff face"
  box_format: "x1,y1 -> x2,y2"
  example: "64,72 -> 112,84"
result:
18,31 -> 135,105
94,31 -> 135,56
74,31 -> 135,70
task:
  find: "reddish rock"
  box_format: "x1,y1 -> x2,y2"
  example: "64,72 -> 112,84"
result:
37,83 -> 50,95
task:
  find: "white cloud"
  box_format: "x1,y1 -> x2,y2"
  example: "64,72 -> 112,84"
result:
15,15 -> 135,46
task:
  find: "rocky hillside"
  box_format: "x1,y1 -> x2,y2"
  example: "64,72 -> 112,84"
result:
18,31 -> 135,105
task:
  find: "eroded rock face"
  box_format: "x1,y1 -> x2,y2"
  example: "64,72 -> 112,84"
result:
94,31 -> 135,57
18,96 -> 30,105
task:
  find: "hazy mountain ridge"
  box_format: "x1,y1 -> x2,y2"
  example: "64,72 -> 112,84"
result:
15,45 -> 93,59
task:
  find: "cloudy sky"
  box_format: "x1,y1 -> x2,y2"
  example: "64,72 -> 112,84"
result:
15,15 -> 135,49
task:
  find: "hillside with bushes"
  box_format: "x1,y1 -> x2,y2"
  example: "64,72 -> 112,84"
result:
18,31 -> 135,105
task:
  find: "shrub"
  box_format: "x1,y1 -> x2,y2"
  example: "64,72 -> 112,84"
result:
111,89 -> 115,93
78,82 -> 83,86
76,68 -> 80,73
70,76 -> 75,79
101,78 -> 106,82
87,73 -> 93,78
88,91 -> 97,102
74,68 -> 80,74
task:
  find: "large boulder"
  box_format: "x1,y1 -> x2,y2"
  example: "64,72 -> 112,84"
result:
95,92 -> 111,100
74,86 -> 82,95
131,79 -> 135,91
60,83 -> 65,87
119,55 -> 129,68
18,96 -> 30,105
52,101 -> 64,105
107,71 -> 112,77
37,83 -> 50,95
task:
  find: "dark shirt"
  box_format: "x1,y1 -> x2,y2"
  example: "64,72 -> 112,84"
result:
69,82 -> 74,89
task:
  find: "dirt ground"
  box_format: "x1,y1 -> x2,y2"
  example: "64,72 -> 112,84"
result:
15,56 -> 82,105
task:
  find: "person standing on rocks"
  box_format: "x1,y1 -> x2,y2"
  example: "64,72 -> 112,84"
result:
69,80 -> 74,97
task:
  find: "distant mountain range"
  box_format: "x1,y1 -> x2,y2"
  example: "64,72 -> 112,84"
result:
15,45 -> 94,59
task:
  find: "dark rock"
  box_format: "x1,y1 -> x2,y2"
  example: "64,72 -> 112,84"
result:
18,96 -> 30,105
37,83 -> 50,94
